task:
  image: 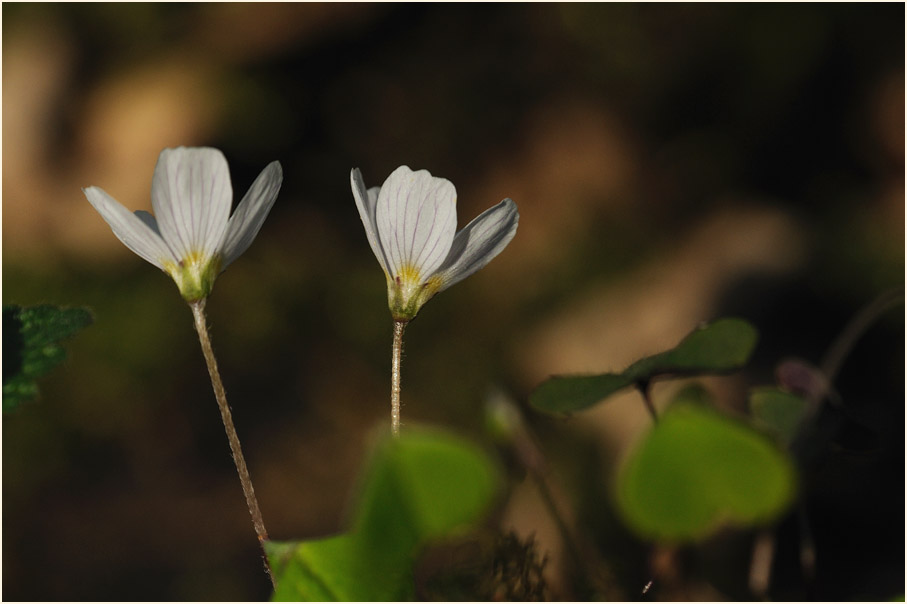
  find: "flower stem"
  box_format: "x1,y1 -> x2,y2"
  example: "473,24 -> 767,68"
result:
190,300 -> 274,588
391,319 -> 408,437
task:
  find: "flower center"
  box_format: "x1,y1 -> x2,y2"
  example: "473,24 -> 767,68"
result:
387,264 -> 444,320
163,250 -> 222,302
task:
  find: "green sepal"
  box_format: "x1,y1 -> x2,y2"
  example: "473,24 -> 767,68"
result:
166,254 -> 222,302
387,278 -> 440,322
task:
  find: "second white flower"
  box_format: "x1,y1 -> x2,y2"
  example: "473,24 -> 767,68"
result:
351,165 -> 519,321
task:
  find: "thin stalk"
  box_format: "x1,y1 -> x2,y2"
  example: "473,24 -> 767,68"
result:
748,530 -> 775,597
503,400 -> 606,597
747,289 -> 902,596
390,319 -> 408,437
797,499 -> 816,580
636,380 -> 658,423
819,288 -> 903,389
531,469 -> 587,581
190,300 -> 274,588
635,381 -> 658,595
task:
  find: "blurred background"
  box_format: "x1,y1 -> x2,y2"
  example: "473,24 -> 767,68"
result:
2,3 -> 903,601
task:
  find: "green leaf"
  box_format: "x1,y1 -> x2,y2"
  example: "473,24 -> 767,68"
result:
267,426 -> 500,601
616,402 -> 796,542
748,387 -> 811,444
268,533 -> 411,602
625,318 -> 759,378
669,382 -> 716,408
3,304 -> 93,412
527,373 -> 634,414
530,318 -> 758,413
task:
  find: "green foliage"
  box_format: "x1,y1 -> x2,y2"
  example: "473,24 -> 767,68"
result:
616,393 -> 796,542
625,318 -> 759,376
3,304 -> 93,412
748,387 -> 811,444
530,318 -> 758,413
529,373 -> 634,414
266,426 -> 500,601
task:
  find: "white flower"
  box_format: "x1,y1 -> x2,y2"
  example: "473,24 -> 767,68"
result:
352,165 -> 519,321
84,147 -> 282,302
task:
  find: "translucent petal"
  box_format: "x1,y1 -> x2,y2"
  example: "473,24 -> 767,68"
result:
375,166 -> 457,279
350,168 -> 390,274
221,161 -> 283,267
150,147 -> 232,262
83,186 -> 176,270
434,198 -> 519,292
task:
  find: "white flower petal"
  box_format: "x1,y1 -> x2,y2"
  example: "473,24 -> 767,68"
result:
434,198 -> 519,291
375,165 -> 457,279
221,161 -> 283,267
134,210 -> 162,236
150,147 -> 232,262
83,186 -> 176,270
351,168 -> 391,274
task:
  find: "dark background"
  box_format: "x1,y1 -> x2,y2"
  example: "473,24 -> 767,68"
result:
3,3 -> 903,600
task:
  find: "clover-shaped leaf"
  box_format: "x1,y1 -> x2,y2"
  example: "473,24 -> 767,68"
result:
3,304 -> 93,412
530,318 -> 758,414
616,396 -> 796,542
748,387 -> 811,444
266,426 -> 500,601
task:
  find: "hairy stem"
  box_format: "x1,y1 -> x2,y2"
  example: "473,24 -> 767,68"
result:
391,319 -> 407,437
190,300 -> 274,588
